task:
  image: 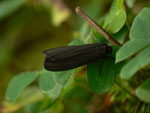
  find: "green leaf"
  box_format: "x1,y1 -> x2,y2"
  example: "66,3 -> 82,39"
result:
104,0 -> 126,34
117,0 -> 124,9
117,8 -> 150,62
116,8 -> 150,79
5,87 -> 44,113
87,46 -> 125,94
130,8 -> 150,41
87,60 -> 114,94
5,72 -> 38,102
120,45 -> 150,79
64,70 -> 76,88
0,0 -> 27,20
55,69 -> 75,85
112,25 -> 128,44
15,87 -> 44,107
92,22 -> 107,44
136,78 -> 150,102
68,39 -> 84,46
39,70 -> 56,93
47,83 -> 63,99
116,40 -> 150,63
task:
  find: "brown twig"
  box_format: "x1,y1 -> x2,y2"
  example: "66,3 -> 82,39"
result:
75,6 -> 122,46
134,101 -> 144,113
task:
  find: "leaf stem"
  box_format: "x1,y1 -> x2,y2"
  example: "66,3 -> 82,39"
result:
116,81 -> 138,100
75,6 -> 122,46
134,101 -> 144,113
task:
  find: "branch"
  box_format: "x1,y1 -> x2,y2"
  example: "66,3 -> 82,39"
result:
134,101 -> 144,113
75,6 -> 122,46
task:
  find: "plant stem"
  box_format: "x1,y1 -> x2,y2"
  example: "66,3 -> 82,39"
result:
76,5 -> 138,99
134,101 -> 144,113
116,81 -> 138,100
75,6 -> 122,46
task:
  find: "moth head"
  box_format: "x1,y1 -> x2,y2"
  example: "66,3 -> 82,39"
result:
107,46 -> 112,53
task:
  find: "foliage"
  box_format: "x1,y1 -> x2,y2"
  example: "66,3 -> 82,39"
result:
5,72 -> 39,102
1,0 -> 150,113
116,8 -> 150,79
104,0 -> 126,34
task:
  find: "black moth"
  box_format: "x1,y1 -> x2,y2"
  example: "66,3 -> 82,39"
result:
43,43 -> 112,71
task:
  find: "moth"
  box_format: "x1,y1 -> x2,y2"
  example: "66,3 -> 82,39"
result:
43,43 -> 112,71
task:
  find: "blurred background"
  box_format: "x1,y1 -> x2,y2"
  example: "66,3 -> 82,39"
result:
1,0 -> 150,113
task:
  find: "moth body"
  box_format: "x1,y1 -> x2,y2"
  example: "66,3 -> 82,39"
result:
43,43 -> 112,71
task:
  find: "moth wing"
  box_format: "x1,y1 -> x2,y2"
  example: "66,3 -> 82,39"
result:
43,43 -> 104,61
43,43 -> 109,71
